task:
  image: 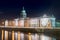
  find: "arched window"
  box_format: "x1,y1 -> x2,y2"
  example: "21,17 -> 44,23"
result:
29,18 -> 39,27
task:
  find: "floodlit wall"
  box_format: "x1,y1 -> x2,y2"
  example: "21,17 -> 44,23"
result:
29,18 -> 39,27
0,18 -> 52,27
50,18 -> 56,27
0,18 -> 57,40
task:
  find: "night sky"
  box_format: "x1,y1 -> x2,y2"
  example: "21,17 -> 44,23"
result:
0,0 -> 60,20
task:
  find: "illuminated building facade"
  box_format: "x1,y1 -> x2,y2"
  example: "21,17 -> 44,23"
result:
0,7 -> 60,40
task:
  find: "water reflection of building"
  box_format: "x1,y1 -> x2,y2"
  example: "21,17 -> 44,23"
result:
0,7 -> 60,40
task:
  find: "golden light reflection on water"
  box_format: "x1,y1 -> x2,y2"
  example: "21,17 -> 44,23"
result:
12,31 -> 14,40
1,30 -> 56,40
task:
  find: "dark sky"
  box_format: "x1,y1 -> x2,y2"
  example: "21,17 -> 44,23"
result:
0,0 -> 60,20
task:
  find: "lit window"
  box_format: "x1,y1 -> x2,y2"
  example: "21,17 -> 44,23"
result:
8,21 -> 12,26
19,19 -> 24,27
30,18 -> 38,27
2,22 -> 4,24
5,20 -> 8,26
14,19 -> 19,26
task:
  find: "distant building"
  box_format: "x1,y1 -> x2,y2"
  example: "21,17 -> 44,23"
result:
0,7 -> 60,40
